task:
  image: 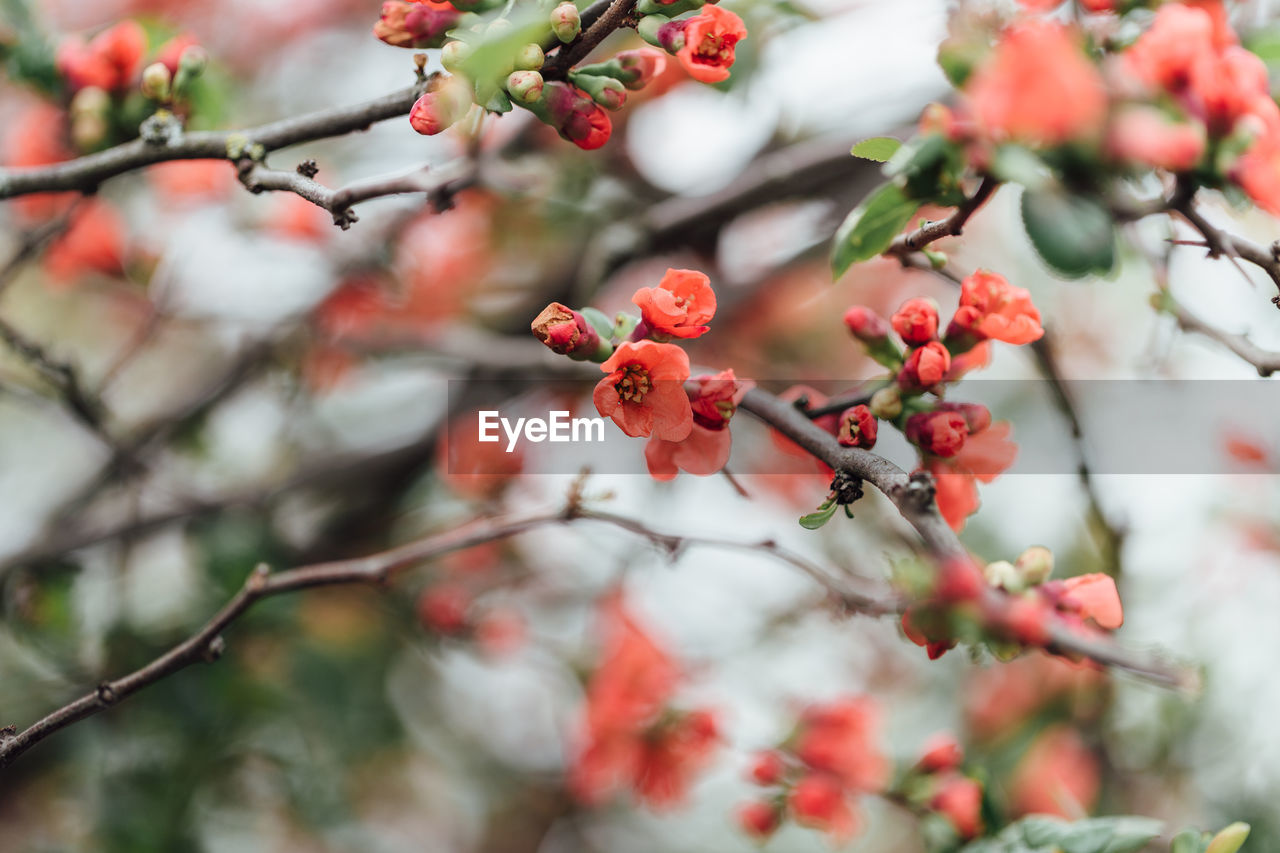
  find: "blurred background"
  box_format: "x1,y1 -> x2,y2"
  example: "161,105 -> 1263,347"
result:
4,0 -> 1280,850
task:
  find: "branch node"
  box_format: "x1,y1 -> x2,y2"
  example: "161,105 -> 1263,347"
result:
96,683 -> 118,704
203,636 -> 226,663
0,724 -> 15,741
246,562 -> 271,592
297,159 -> 320,178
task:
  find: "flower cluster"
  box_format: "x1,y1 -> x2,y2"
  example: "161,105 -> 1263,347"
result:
376,0 -> 746,149
736,696 -> 890,844
532,268 -> 751,481
900,544 -> 1124,663
568,594 -> 720,808
904,733 -> 985,840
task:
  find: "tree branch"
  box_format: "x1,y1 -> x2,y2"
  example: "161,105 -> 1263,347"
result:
0,83 -> 427,200
236,158 -> 476,229
543,0 -> 639,77
0,501 -> 895,771
885,177 -> 999,258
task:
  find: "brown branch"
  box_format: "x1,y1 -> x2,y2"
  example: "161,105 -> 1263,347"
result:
737,387 -> 1193,690
885,177 -> 999,258
0,502 -> 895,771
236,158 -> 476,229
0,83 -> 427,200
1161,292 -> 1280,376
1173,188 -> 1280,296
0,315 -> 106,434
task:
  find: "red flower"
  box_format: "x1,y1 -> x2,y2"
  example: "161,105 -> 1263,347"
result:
899,342 -> 952,390
951,270 -> 1043,346
928,421 -> 1019,531
1106,107 -> 1206,173
1233,130 -> 1280,216
569,595 -> 719,808
902,605 -> 958,660
931,775 -> 984,839
417,583 -> 470,634
891,298 -> 940,345
3,103 -> 75,223
748,750 -> 786,785
595,341 -> 693,440
670,6 -> 747,84
965,20 -> 1106,146
1059,573 -> 1124,629
1124,3 -> 1216,93
794,698 -> 890,793
837,404 -> 877,449
632,268 -> 717,339
736,800 -> 781,839
541,81 -> 612,149
789,773 -> 861,843
374,0 -> 461,49
906,410 -> 968,458
645,370 -> 751,480
56,20 -> 146,92
437,409 -> 525,498
43,200 -> 126,285
1188,45 -> 1271,135
917,733 -> 964,774
1008,726 -> 1100,818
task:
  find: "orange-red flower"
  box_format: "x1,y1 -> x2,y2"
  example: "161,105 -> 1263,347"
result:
671,6 -> 747,84
964,20 -> 1106,146
595,341 -> 693,440
1106,106 -> 1206,172
951,270 -> 1043,346
56,20 -> 146,92
837,404 -> 877,449
794,698 -> 890,793
374,0 -> 461,49
3,102 -> 76,223
43,200 -> 126,286
1008,726 -> 1100,818
1123,3 -> 1216,93
569,594 -> 719,808
931,775 -> 984,839
927,420 -> 1018,530
645,370 -> 750,480
1059,573 -> 1124,629
632,268 -> 717,339
906,410 -> 968,457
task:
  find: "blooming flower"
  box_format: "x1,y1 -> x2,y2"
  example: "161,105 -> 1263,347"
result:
736,800 -> 781,839
56,20 -> 146,92
794,698 -> 891,793
1106,107 -> 1206,173
1123,3 -> 1217,93
1008,726 -> 1100,818
950,270 -> 1043,346
790,773 -> 861,842
632,268 -> 717,339
43,200 -> 126,286
569,594 -> 719,808
927,420 -> 1018,530
645,370 -> 751,480
669,6 -> 747,84
1058,573 -> 1124,629
931,775 -> 984,839
595,341 -> 693,440
965,20 -> 1106,146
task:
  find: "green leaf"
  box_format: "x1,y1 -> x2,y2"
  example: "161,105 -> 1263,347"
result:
851,136 -> 902,163
1020,187 -> 1116,279
831,183 -> 919,278
799,501 -> 838,530
1171,829 -> 1209,853
1206,823 -> 1251,853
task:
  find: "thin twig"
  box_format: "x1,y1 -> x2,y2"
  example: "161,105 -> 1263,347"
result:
885,177 -> 999,258
543,0 -> 639,77
0,83 -> 427,200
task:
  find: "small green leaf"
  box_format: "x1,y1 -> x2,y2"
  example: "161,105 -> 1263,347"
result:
1171,829 -> 1209,853
851,136 -> 902,163
799,501 -> 838,530
831,183 -> 919,278
1020,187 -> 1116,279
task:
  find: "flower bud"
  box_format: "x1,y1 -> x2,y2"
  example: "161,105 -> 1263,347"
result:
736,801 -> 780,840
1014,546 -> 1054,587
71,112 -> 107,149
551,2 -> 581,43
441,39 -> 472,72
898,341 -> 952,391
747,750 -> 785,785
837,404 -> 877,449
408,75 -> 472,136
843,305 -> 891,342
906,410 -> 967,457
983,560 -> 1019,590
572,72 -> 627,110
916,733 -> 963,774
935,401 -> 990,434
177,45 -> 208,77
868,386 -> 902,420
1206,823 -> 1251,853
514,42 -> 545,70
930,776 -> 983,839
614,48 -> 666,89
375,0 -> 461,49
506,70 -> 544,103
892,297 -> 940,345
70,85 -> 109,119
531,302 -> 604,360
140,62 -> 171,101
417,583 -> 470,635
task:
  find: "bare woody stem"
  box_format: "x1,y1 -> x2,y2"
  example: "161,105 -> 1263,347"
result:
543,0 -> 639,77
885,177 -> 1000,258
0,83 -> 427,200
